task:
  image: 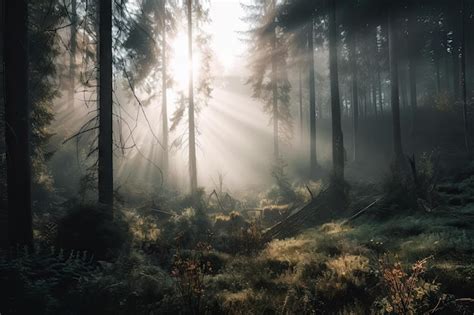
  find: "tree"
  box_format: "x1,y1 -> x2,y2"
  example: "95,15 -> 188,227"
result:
69,0 -> 77,108
307,19 -> 318,176
460,0 -> 469,154
161,0 -> 170,183
5,0 -> 33,245
244,0 -> 293,162
348,24 -> 359,162
187,0 -> 198,193
328,0 -> 344,184
407,12 -> 418,131
388,8 -> 403,165
270,0 -> 279,158
98,0 -> 113,208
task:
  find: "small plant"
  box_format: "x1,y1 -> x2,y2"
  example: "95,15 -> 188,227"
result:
377,255 -> 443,314
171,242 -> 213,314
237,220 -> 264,255
268,158 -> 298,204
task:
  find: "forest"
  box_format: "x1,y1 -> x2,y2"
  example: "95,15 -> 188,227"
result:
1,0 -> 474,314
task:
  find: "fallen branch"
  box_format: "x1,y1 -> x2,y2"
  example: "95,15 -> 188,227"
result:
150,208 -> 175,217
306,185 -> 314,200
341,196 -> 383,225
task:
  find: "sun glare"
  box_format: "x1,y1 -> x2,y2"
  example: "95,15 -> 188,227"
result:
169,32 -> 202,92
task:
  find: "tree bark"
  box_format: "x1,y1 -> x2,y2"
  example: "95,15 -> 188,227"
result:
187,0 -> 198,193
299,63 -> 303,145
271,14 -> 279,159
5,0 -> 33,245
308,20 -> 318,176
376,28 -> 384,117
162,4 -> 169,183
98,0 -> 114,208
349,29 -> 359,161
388,10 -> 403,165
372,82 -> 377,117
329,0 -> 344,182
408,15 -> 417,131
461,0 -> 469,154
69,0 -> 77,108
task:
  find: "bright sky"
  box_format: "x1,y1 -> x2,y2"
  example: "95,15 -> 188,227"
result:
208,0 -> 248,74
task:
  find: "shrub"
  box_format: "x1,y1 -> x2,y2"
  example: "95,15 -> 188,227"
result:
56,204 -> 130,261
0,245 -> 95,315
376,255 -> 443,314
171,242 -> 214,314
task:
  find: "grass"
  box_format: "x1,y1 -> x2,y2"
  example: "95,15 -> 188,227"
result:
201,202 -> 474,314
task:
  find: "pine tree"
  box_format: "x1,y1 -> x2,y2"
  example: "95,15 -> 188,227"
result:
5,0 -> 33,245
328,0 -> 344,184
98,0 -> 113,208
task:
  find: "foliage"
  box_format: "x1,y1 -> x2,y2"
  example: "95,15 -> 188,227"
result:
76,250 -> 180,315
0,245 -> 95,315
160,207 -> 213,250
267,158 -> 298,204
243,0 -> 294,145
171,242 -> 213,314
376,256 -> 444,314
56,204 -> 130,261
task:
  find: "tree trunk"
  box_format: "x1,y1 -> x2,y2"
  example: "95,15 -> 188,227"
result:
69,0 -> 77,108
408,15 -> 417,131
308,21 -> 318,176
162,6 -> 169,183
461,0 -> 469,154
388,10 -> 403,165
271,17 -> 279,159
436,55 -> 441,94
299,63 -> 303,144
372,82 -> 377,117
5,0 -> 33,245
453,45 -> 460,101
98,0 -> 114,208
376,28 -> 384,117
329,0 -> 344,183
187,0 -> 198,193
349,30 -> 359,162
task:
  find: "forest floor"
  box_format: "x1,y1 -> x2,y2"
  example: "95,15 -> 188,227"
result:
2,161 -> 474,314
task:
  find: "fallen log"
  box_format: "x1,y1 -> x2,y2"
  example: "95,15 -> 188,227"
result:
262,190 -> 383,241
262,189 -> 334,240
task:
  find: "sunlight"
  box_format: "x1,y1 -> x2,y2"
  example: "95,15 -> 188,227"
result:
169,32 -> 201,92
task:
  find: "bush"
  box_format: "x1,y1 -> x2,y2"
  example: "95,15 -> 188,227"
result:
56,204 -> 130,261
0,245 -> 95,315
76,251 -> 180,315
375,255 -> 443,314
159,207 -> 213,250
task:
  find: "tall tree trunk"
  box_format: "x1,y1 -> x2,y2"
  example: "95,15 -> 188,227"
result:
388,10 -> 403,165
436,55 -> 441,94
444,33 -> 450,93
400,65 -> 408,109
376,28 -> 384,117
187,0 -> 198,193
308,21 -> 318,176
69,0 -> 77,108
461,0 -> 469,154
408,15 -> 417,131
372,82 -> 377,117
271,18 -> 279,159
162,6 -> 169,183
299,63 -> 303,144
349,30 -> 359,162
453,45 -> 460,101
329,0 -> 344,183
98,0 -> 113,208
5,0 -> 32,245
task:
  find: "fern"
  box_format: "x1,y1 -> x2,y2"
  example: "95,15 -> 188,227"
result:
0,245 -> 96,315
